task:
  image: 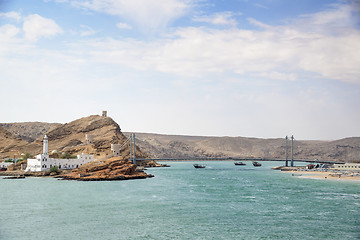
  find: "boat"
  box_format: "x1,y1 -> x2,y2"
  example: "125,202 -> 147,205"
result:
234,162 -> 246,166
252,161 -> 262,167
3,175 -> 25,179
193,164 -> 206,168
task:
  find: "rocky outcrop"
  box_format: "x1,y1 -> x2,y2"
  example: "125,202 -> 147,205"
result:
0,115 -> 149,160
42,115 -> 126,152
137,159 -> 169,168
58,156 -> 154,181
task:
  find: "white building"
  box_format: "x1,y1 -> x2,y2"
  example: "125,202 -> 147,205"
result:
333,163 -> 360,171
25,135 -> 95,172
0,161 -> 13,169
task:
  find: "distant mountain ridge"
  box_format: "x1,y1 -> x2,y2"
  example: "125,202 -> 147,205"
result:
1,120 -> 359,162
125,132 -> 360,162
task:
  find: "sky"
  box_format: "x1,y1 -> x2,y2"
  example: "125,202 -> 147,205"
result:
0,0 -> 359,140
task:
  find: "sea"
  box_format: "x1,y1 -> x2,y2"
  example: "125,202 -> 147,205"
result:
0,161 -> 359,240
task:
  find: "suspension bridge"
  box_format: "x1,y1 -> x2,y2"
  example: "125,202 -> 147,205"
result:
122,134 -> 343,165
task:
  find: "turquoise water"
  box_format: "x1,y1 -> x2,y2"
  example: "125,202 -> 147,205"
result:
0,161 -> 359,240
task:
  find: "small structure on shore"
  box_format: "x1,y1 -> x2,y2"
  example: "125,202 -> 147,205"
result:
333,163 -> 360,171
0,161 -> 14,170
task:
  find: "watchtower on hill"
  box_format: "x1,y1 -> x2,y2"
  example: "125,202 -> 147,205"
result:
111,144 -> 121,156
102,111 -> 107,117
85,134 -> 94,145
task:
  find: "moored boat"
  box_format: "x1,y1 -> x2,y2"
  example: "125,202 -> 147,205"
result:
234,162 -> 246,166
252,161 -> 262,167
193,164 -> 206,168
4,175 -> 25,179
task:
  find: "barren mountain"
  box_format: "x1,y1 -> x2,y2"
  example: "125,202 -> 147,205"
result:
0,122 -> 60,142
0,115 -> 147,160
0,126 -> 34,158
128,133 -> 360,162
1,119 -> 359,162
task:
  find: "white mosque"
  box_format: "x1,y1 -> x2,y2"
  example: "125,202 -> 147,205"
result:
25,135 -> 95,172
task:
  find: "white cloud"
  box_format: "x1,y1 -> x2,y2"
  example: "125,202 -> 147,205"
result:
2,2 -> 360,85
247,18 -> 271,29
22,14 -> 63,41
0,24 -> 23,55
116,22 -> 132,30
193,11 -> 238,26
257,72 -> 297,81
254,3 -> 267,9
1,2 -> 359,139
0,24 -> 20,39
72,0 -> 191,32
80,24 -> 97,36
0,11 -> 21,21
77,18 -> 360,84
300,4 -> 353,26
43,0 -> 69,2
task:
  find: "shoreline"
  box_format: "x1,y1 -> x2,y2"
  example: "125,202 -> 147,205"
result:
281,169 -> 360,181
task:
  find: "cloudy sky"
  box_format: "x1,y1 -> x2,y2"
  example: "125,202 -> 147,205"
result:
0,0 -> 359,140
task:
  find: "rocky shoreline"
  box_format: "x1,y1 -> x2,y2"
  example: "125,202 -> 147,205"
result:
1,157 -> 155,181
272,166 -> 360,181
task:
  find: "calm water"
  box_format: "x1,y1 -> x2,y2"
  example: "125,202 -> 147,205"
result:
0,161 -> 359,240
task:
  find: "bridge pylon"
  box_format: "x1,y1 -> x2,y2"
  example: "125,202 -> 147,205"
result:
129,133 -> 136,165
291,135 -> 294,167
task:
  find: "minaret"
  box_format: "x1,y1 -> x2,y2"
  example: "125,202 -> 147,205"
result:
43,135 -> 48,156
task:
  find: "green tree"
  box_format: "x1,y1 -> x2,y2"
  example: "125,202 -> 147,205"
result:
60,152 -> 77,159
50,166 -> 59,173
21,152 -> 32,161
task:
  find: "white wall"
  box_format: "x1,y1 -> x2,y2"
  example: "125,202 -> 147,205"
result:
333,163 -> 360,171
0,162 -> 14,169
25,154 -> 95,172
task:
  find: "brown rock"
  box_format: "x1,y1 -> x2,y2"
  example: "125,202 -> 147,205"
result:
58,156 -> 153,181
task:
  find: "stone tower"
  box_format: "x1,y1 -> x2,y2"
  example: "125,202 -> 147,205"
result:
85,134 -> 94,145
111,144 -> 121,156
102,111 -> 107,117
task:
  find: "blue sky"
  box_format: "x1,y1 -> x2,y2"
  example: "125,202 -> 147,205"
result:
0,0 -> 359,140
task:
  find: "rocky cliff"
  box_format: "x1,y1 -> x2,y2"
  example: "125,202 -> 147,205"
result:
58,156 -> 153,181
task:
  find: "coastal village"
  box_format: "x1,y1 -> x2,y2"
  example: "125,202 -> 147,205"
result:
0,111 -> 360,181
0,111 -> 158,180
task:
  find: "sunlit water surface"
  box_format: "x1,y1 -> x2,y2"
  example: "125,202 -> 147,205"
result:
1,161 -> 359,240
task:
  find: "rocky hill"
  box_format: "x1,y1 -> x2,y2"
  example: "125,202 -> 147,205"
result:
0,126 -> 39,159
0,115 -> 148,160
0,122 -> 60,142
127,133 -> 360,162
